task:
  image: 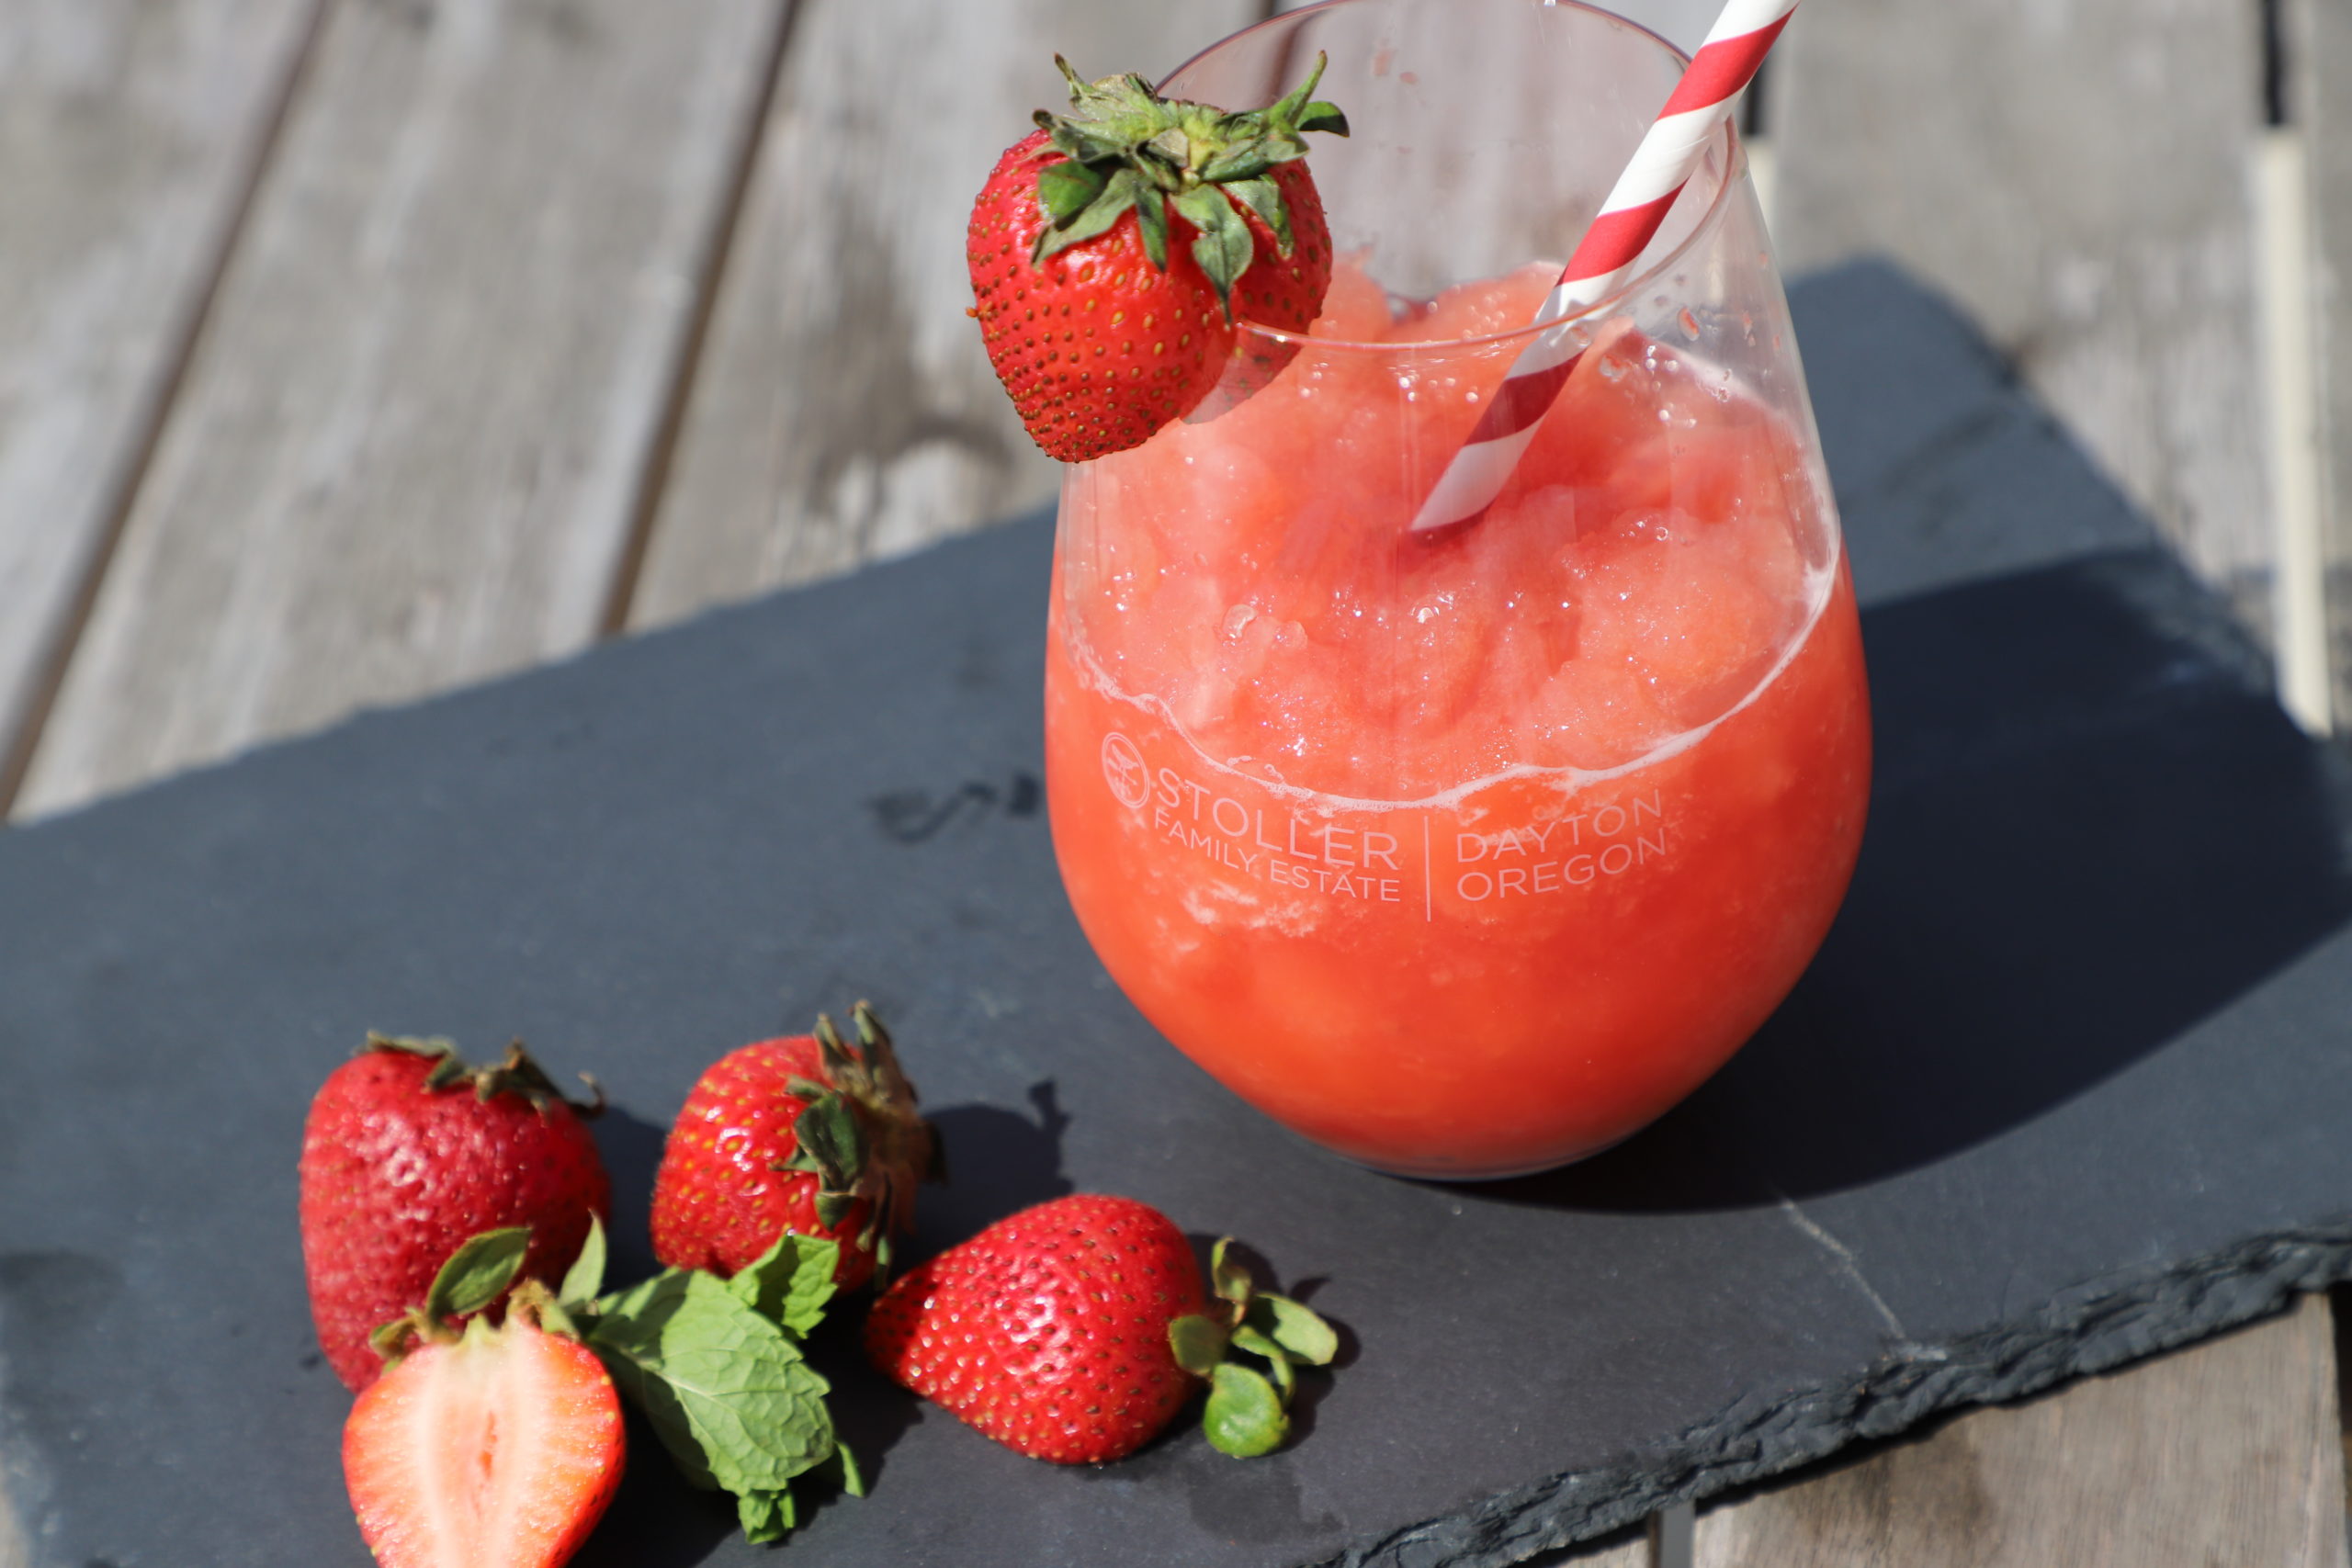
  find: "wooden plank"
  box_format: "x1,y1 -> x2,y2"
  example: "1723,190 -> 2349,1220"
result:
1756,15 -> 2321,1552
1769,0 -> 2273,639
1555,1532 -> 1650,1568
624,0 -> 1266,629
2293,0 -> 2352,722
11,0 -> 788,818
0,0 -> 320,810
1691,1294 -> 2349,1567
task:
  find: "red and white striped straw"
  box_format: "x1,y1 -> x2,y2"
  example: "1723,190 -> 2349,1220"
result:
1409,0 -> 1800,533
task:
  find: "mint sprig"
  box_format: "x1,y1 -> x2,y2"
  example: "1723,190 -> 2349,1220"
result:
1168,1237 -> 1339,1458
558,1219 -> 859,1544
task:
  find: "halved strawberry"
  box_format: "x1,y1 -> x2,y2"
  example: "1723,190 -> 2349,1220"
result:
343,1233 -> 624,1568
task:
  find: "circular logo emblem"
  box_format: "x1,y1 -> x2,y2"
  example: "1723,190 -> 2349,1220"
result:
1100,732 -> 1151,810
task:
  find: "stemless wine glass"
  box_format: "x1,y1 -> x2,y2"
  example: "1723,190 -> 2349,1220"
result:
1044,0 -> 1871,1179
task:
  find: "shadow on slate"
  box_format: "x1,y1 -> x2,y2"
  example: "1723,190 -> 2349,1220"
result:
5,260 -> 2352,1568
1503,547 -> 2352,1213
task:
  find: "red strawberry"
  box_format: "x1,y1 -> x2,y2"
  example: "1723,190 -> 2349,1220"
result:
650,1003 -> 933,1291
300,1035 -> 610,1391
967,56 -> 1348,460
345,1238 -> 624,1568
864,1193 -> 1207,1463
1192,158 -> 1336,418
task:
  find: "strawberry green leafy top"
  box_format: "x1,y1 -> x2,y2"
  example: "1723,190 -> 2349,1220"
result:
1030,54 -> 1348,318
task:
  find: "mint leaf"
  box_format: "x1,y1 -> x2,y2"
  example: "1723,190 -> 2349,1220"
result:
739,1487 -> 795,1544
591,1269 -> 845,1537
559,1214 -> 608,1306
729,1232 -> 841,1337
592,1273 -> 718,1490
1204,1363 -> 1288,1458
1249,1293 -> 1337,1365
832,1440 -> 866,1498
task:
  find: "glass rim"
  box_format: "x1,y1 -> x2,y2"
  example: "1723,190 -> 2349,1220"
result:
1159,0 -> 1744,355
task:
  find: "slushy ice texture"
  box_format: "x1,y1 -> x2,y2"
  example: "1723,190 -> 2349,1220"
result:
1046,262 -> 1871,1177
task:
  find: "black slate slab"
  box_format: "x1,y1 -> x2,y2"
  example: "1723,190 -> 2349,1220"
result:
4,262 -> 2351,1567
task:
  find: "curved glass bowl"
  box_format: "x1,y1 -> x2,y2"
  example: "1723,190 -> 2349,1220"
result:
1045,0 -> 1871,1179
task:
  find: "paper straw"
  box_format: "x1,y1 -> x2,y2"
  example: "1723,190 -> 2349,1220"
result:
1408,0 -> 1800,533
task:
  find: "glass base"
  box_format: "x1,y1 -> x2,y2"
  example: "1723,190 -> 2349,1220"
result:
1337,1125 -> 1645,1184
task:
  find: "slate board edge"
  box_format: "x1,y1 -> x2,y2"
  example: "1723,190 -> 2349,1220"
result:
7,322 -> 2342,1562
1303,1221 -> 2352,1568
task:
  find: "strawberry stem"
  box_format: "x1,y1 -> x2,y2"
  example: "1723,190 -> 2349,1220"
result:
771,1003 -> 935,1287
364,1032 -> 603,1117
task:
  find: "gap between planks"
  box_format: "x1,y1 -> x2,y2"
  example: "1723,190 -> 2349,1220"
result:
592,0 -> 803,637
9,0 -> 793,818
0,0 -> 330,820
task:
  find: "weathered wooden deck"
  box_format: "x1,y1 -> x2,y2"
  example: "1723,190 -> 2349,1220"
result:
3,1 -> 2348,1562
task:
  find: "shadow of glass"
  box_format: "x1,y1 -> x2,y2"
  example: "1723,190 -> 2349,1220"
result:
1478,547 -> 2352,1213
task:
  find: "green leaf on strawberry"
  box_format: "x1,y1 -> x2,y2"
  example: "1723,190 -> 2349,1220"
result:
1168,1237 -> 1340,1459
1169,1312 -> 1230,1378
1173,186 -> 1254,310
426,1226 -> 532,1319
366,1225 -> 535,1365
1230,1324 -> 1295,1397
1249,1292 -> 1338,1365
1019,51 -> 1345,319
1036,159 -> 1108,225
1204,1363 -> 1289,1459
1210,1236 -> 1252,1306
736,1487 -> 795,1544
1217,176 -> 1291,253
967,53 -> 1345,460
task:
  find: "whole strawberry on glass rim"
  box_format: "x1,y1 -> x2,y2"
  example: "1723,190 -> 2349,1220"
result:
651,1002 -> 933,1291
968,54 -> 1347,461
